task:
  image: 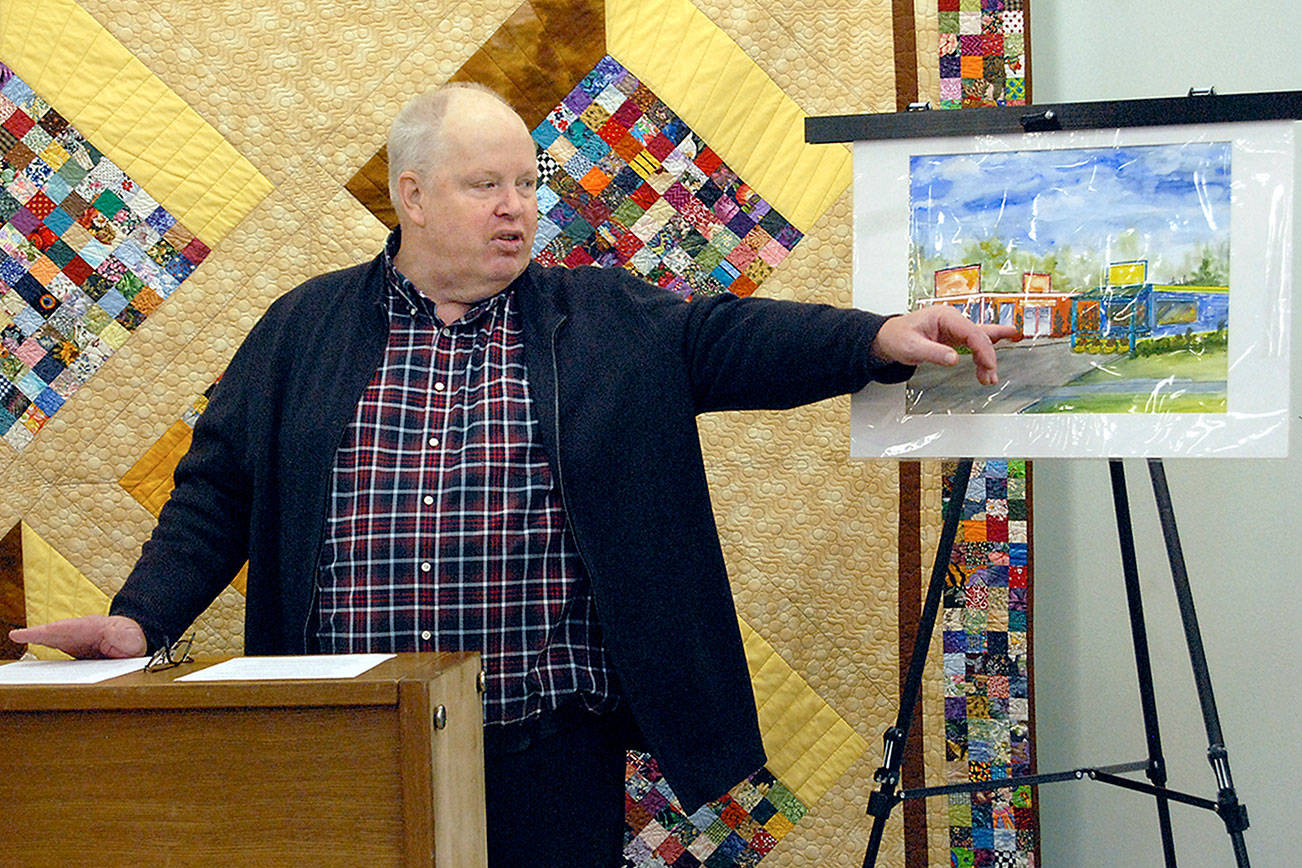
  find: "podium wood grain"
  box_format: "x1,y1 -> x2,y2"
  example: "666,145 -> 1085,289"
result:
0,652 -> 487,867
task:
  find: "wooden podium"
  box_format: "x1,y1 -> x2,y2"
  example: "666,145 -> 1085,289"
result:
0,652 -> 487,867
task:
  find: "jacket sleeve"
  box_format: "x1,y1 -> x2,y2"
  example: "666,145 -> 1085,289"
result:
108,314 -> 270,652
624,276 -> 914,413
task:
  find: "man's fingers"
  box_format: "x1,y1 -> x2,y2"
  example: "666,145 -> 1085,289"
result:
8,621 -> 96,657
906,335 -> 961,367
871,308 -> 1017,384
986,324 -> 1022,343
928,317 -> 994,378
963,330 -> 999,380
939,319 -> 1019,384
9,624 -> 65,647
873,315 -> 959,366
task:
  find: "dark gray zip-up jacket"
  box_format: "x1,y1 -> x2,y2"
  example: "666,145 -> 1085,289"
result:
111,252 -> 910,812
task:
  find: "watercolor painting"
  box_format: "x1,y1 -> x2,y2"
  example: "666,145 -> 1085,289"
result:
905,142 -> 1231,415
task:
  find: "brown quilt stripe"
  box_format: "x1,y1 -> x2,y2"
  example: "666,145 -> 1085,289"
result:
451,0 -> 606,130
892,0 -> 919,110
345,148 -> 398,230
0,523 -> 26,659
347,0 -> 606,228
897,459 -> 928,865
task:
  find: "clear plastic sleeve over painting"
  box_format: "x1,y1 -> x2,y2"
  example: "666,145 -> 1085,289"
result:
851,120 -> 1295,458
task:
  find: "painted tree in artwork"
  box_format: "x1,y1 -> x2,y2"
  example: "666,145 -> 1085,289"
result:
1174,240 -> 1230,286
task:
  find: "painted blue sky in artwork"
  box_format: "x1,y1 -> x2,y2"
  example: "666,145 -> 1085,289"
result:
910,142 -> 1232,265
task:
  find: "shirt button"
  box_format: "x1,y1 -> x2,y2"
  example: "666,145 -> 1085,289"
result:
428,437 -> 439,447
434,382 -> 445,391
422,495 -> 433,505
420,562 -> 431,573
420,630 -> 432,641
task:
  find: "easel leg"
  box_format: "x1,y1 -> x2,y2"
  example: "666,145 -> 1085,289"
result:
1147,460 -> 1251,867
866,459 -> 1253,866
863,458 -> 975,868
1109,460 -> 1178,866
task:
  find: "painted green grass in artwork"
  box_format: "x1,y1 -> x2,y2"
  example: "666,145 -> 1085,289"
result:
1069,345 -> 1228,385
1023,345 -> 1228,414
1023,392 -> 1227,414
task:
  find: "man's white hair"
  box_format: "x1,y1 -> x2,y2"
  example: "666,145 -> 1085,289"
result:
386,82 -> 516,215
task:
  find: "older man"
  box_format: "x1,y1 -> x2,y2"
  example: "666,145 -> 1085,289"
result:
13,83 -> 1016,865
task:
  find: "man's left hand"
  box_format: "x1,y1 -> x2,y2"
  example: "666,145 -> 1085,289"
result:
871,306 -> 1020,386
9,615 -> 147,659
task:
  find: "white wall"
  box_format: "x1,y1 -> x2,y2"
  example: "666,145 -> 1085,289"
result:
1029,3 -> 1301,866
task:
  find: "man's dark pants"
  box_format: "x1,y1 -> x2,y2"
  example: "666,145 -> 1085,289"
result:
484,704 -> 641,866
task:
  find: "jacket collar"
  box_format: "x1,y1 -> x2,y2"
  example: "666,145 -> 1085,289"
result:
515,261 -> 566,332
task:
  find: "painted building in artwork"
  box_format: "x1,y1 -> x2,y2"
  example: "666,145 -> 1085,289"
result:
920,264 -> 1074,338
1069,260 -> 1229,354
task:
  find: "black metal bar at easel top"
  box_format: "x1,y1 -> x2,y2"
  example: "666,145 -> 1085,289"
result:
804,89 -> 1302,143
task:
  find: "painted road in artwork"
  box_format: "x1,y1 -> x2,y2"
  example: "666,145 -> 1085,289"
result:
906,339 -> 1228,415
906,141 -> 1232,415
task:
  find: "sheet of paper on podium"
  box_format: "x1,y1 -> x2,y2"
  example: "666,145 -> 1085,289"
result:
175,653 -> 395,681
0,658 -> 149,684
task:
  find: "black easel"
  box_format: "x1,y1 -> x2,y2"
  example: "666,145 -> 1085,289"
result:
861,458 -> 1251,867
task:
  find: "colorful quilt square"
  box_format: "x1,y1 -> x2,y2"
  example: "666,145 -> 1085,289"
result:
624,752 -> 805,867
0,63 -> 209,450
939,4 -> 1027,106
530,57 -> 800,301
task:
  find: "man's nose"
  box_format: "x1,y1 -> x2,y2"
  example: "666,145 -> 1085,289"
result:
498,185 -> 528,216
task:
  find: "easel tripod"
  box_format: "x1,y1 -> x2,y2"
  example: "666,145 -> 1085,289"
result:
862,458 -> 1251,867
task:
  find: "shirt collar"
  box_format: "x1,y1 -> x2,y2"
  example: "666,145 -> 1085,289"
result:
382,226 -> 511,327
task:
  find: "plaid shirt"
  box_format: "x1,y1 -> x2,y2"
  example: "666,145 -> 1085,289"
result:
316,231 -> 616,727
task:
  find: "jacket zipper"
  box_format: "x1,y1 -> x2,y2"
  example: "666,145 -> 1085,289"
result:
301,386 -> 368,653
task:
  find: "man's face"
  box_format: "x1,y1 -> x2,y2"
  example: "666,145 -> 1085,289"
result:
419,98 -> 539,300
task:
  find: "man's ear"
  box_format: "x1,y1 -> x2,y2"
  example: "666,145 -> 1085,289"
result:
397,171 -> 426,227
